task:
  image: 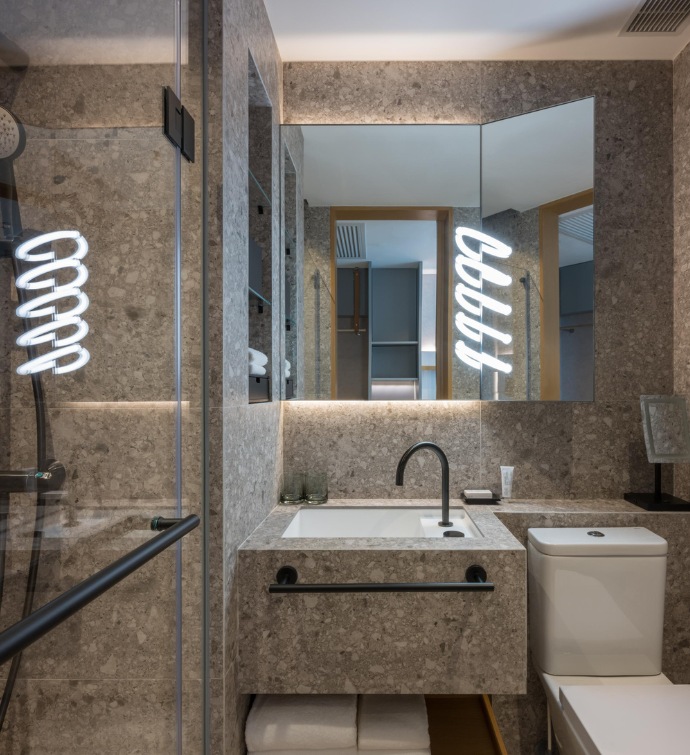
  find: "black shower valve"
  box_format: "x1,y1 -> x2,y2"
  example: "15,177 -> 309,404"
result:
0,460 -> 66,494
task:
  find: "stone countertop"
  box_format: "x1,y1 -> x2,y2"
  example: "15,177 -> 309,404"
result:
239,498 -> 520,552
239,497 -> 653,553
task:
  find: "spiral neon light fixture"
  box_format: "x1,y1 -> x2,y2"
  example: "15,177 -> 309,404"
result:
14,230 -> 90,376
454,227 -> 513,374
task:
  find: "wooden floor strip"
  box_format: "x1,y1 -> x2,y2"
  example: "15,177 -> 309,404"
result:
426,695 -> 506,755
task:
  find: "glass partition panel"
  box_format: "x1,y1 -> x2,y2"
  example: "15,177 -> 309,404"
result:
0,1 -> 203,751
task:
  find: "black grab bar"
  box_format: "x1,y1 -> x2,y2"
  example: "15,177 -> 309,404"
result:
0,514 -> 200,665
268,565 -> 494,594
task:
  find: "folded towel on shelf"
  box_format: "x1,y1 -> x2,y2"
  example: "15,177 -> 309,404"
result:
249,347 -> 269,367
249,365 -> 267,377
284,359 -> 292,379
357,696 -> 430,751
248,750 -> 356,755
245,695 -> 357,753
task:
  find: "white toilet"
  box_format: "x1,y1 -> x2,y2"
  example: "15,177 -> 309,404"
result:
528,526 -> 690,755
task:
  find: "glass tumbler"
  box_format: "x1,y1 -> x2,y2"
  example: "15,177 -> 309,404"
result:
280,471 -> 305,504
304,471 -> 328,504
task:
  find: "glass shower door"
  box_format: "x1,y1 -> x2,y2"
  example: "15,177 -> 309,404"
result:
0,1 -> 203,751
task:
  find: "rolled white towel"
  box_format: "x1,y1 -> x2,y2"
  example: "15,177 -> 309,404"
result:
357,696 -> 430,751
249,347 -> 269,367
249,750 -> 355,755
249,365 -> 267,377
245,695 -> 357,752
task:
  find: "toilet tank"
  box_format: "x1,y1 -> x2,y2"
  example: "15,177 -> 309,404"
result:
528,527 -> 668,677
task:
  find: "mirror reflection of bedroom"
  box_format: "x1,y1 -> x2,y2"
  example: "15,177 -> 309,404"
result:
335,215 -> 443,400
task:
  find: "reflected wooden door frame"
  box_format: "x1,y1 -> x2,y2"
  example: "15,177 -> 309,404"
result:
329,207 -> 454,400
538,189 -> 594,400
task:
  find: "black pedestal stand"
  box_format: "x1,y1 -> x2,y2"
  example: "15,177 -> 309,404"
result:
624,463 -> 690,511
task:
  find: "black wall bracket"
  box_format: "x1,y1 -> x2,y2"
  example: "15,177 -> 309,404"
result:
163,86 -> 195,163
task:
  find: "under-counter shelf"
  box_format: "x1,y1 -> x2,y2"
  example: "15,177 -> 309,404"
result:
249,375 -> 271,404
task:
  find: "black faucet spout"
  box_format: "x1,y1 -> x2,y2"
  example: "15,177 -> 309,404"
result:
395,442 -> 452,527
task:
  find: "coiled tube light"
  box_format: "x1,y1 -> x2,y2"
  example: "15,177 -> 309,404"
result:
454,227 -> 513,375
14,230 -> 90,376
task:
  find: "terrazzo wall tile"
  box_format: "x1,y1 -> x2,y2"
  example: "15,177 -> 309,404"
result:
674,42 -> 690,500
284,62 -> 482,124
571,400 -> 663,498
205,0 -> 285,751
594,227 -> 674,400
2,679 -> 179,754
283,401 -> 481,498
479,401 -> 574,497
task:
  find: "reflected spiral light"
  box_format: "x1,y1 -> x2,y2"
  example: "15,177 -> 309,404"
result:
454,227 -> 513,375
14,230 -> 91,376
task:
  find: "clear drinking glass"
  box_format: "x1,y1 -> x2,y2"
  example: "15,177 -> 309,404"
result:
280,471 -> 305,504
304,471 -> 328,504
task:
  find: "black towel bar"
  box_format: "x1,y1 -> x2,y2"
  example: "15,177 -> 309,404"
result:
268,564 -> 494,594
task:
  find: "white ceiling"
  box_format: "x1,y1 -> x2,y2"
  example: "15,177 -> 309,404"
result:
299,98 -> 594,215
302,125 -> 480,207
481,97 -> 594,216
264,0 -> 690,61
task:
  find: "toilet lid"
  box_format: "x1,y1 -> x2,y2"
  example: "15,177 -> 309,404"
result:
560,685 -> 690,755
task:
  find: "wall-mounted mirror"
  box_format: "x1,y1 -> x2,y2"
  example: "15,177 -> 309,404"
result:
282,96 -> 594,401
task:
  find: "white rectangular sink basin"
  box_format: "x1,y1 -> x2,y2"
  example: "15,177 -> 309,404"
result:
281,507 -> 482,539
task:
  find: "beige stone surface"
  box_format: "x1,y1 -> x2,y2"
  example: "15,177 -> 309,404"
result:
238,501 -> 526,696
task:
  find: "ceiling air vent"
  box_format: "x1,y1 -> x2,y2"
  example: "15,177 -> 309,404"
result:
559,207 -> 594,245
625,0 -> 690,34
336,222 -> 366,260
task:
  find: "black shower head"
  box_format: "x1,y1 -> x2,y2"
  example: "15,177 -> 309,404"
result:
0,106 -> 25,240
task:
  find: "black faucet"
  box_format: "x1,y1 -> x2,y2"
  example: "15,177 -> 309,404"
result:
395,442 -> 453,527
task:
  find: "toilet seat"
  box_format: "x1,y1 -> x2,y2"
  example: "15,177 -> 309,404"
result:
560,684 -> 690,755
538,671 -> 672,755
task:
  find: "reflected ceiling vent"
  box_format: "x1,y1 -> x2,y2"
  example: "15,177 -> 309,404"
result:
624,0 -> 690,33
559,206 -> 594,244
336,222 -> 366,260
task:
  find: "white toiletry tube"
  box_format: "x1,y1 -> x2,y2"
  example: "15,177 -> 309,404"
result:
500,466 -> 514,499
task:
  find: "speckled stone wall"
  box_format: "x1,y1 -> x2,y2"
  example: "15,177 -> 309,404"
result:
206,0 -> 284,752
674,43 -> 690,499
283,60 -> 674,501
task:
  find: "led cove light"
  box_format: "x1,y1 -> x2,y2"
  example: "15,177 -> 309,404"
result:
454,227 -> 513,375
14,230 -> 91,376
